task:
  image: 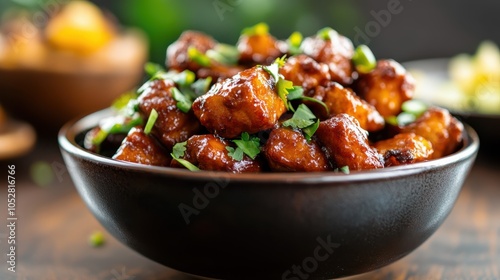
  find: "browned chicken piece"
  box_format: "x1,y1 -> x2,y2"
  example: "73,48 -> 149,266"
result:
166,31 -> 217,72
279,54 -> 331,91
316,114 -> 384,171
138,79 -> 201,150
173,134 -> 262,173
355,59 -> 415,117
113,127 -> 171,166
237,33 -> 285,66
263,127 -> 330,172
308,82 -> 385,132
192,66 -> 287,139
373,133 -> 434,167
401,107 -> 463,159
301,29 -> 355,85
197,64 -> 245,83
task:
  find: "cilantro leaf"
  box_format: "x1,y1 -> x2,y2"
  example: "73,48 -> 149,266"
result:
171,142 -> 200,171
171,87 -> 192,113
277,78 -> 294,111
302,119 -> 320,141
172,141 -> 187,159
226,146 -> 244,161
227,132 -> 261,161
282,104 -> 320,140
287,86 -> 305,101
144,109 -> 158,135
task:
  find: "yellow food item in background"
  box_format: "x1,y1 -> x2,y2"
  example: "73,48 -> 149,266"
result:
45,0 -> 114,55
449,41 -> 500,112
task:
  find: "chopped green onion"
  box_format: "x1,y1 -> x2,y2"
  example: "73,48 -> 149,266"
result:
401,100 -> 427,116
317,27 -> 335,41
144,62 -> 165,77
287,31 -> 303,55
111,91 -> 138,111
335,166 -> 350,174
188,46 -> 211,67
353,45 -> 377,74
171,142 -> 200,171
171,87 -> 193,113
396,112 -> 417,126
206,43 -> 240,65
173,158 -> 200,171
190,77 -> 212,97
89,231 -> 105,247
144,109 -> 158,135
92,114 -> 144,147
241,22 -> 269,37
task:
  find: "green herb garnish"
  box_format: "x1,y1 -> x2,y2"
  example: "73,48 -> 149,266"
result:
261,56 -> 296,110
227,132 -> 261,161
171,87 -> 193,113
353,45 -> 377,74
171,142 -> 200,171
188,46 -> 211,67
282,104 -> 320,141
89,231 -> 105,247
144,62 -> 165,77
287,31 -> 303,55
111,91 -> 138,111
286,86 -> 330,115
241,22 -> 269,37
92,114 -> 144,147
317,27 -> 336,41
206,43 -> 240,65
190,77 -> 212,98
144,109 -> 158,135
334,166 -> 350,174
386,100 -> 428,126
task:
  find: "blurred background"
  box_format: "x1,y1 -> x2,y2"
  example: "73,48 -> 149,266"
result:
0,0 -> 499,141
2,0 -> 497,64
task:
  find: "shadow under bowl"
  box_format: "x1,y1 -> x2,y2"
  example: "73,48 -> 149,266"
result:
59,109 -> 479,280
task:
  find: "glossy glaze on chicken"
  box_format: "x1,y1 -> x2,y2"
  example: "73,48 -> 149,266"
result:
84,23 -> 464,173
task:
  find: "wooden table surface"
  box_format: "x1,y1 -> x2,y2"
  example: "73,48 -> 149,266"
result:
0,138 -> 499,280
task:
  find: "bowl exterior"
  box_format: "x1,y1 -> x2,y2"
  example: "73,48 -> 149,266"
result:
59,110 -> 478,279
0,68 -> 142,131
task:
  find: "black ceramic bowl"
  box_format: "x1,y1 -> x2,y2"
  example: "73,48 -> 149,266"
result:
59,109 -> 479,280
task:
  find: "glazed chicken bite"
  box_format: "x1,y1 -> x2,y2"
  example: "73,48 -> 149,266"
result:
355,59 -> 415,117
308,82 -> 385,132
138,79 -> 201,150
166,31 -> 217,72
279,54 -> 331,91
173,134 -> 261,173
301,28 -> 355,85
263,127 -> 330,172
402,107 -> 463,159
237,25 -> 285,66
113,127 -> 171,166
192,66 -> 286,139
373,133 -> 434,167
316,114 -> 384,171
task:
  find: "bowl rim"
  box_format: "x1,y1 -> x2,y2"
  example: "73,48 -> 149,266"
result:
58,108 -> 480,184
